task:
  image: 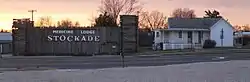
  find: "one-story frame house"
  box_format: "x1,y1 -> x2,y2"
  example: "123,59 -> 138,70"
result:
154,18 -> 234,50
0,32 -> 12,54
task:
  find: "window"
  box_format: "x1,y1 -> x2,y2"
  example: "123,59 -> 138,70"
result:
187,31 -> 193,43
156,32 -> 160,37
178,31 -> 182,38
187,31 -> 192,38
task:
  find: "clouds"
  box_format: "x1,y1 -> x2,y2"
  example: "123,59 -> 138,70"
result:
139,0 -> 250,25
172,0 -> 250,8
2,0 -> 249,8
0,0 -> 249,26
142,0 -> 250,9
0,0 -> 99,13
1,0 -> 97,2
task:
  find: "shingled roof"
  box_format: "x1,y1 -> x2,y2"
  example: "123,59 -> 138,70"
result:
168,18 -> 222,29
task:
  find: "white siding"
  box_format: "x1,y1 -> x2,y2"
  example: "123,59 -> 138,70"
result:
210,19 -> 234,47
168,31 -> 209,45
193,31 -> 198,44
162,31 -> 169,43
203,31 -> 210,40
0,33 -> 12,40
154,29 -> 211,47
168,31 -> 185,44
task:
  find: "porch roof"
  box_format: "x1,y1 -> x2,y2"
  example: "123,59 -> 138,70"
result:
160,28 -> 210,31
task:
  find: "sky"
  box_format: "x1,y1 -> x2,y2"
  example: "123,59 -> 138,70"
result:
1,0 -> 250,30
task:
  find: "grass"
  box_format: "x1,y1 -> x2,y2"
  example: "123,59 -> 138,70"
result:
136,47 -> 249,56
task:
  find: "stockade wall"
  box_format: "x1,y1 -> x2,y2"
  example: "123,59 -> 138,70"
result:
28,27 -> 120,56
13,26 -> 121,56
12,15 -> 138,56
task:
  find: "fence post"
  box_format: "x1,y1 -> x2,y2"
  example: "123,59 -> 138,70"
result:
0,44 -> 2,58
120,21 -> 125,68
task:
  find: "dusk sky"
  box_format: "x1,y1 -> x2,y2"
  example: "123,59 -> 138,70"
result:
1,0 -> 250,30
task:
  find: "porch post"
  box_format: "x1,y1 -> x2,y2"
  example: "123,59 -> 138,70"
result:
0,44 -> 2,58
191,30 -> 194,51
181,31 -> 184,49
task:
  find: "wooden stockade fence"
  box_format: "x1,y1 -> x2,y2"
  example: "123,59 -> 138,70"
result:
12,15 -> 139,56
120,15 -> 139,53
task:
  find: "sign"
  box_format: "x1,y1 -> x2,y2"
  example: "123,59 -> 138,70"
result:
220,29 -> 224,39
47,30 -> 100,42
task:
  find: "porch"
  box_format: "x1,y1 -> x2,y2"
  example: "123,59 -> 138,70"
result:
163,43 -> 203,50
154,28 -> 210,50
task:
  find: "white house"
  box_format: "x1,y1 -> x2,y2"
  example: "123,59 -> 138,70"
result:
234,32 -> 250,45
154,18 -> 234,50
0,33 -> 12,41
0,32 -> 12,54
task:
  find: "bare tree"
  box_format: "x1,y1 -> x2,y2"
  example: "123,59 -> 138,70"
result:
204,10 -> 222,18
74,21 -> 81,27
93,12 -> 118,27
233,25 -> 242,32
57,19 -> 73,27
139,10 -> 167,29
0,29 -> 8,33
57,19 -> 82,27
89,14 -> 97,26
36,16 -> 53,27
234,24 -> 250,32
99,0 -> 142,24
242,24 -> 250,31
171,8 -> 196,18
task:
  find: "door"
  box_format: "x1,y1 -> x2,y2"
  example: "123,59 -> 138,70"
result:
198,31 -> 203,44
187,31 -> 193,43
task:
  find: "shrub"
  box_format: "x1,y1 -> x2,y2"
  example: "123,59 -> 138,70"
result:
203,39 -> 217,48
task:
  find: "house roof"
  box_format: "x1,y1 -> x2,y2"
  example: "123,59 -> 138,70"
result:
168,18 -> 222,29
0,33 -> 12,41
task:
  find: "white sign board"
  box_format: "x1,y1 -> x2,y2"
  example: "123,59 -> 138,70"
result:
47,30 -> 100,42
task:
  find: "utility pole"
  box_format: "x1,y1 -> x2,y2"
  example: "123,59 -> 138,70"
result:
220,29 -> 224,47
241,31 -> 244,46
28,10 -> 37,21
